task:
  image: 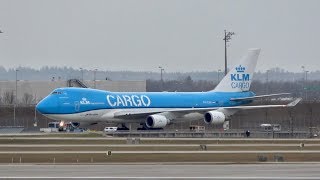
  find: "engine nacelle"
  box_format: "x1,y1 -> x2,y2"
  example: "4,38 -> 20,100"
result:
204,111 -> 226,125
146,114 -> 169,128
70,122 -> 80,128
70,122 -> 97,128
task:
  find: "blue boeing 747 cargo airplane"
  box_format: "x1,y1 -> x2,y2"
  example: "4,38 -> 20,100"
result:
36,49 -> 301,129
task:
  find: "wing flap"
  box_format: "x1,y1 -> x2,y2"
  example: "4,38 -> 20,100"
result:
230,93 -> 291,101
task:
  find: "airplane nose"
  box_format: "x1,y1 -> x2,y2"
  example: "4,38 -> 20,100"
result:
36,96 -> 58,114
36,100 -> 47,114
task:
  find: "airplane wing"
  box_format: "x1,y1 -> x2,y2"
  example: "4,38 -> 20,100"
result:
230,93 -> 291,101
113,98 -> 301,119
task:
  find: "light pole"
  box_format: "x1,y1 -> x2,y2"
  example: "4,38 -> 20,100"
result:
93,69 -> 97,89
266,70 -> 270,94
34,93 -> 37,127
305,70 -> 309,101
159,66 -> 164,91
223,30 -> 235,76
158,66 -> 164,81
105,71 -> 109,81
14,69 -> 19,126
217,69 -> 221,83
301,66 -> 308,101
80,68 -> 84,82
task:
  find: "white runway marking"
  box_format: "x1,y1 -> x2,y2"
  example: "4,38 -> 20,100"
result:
0,177 -> 319,179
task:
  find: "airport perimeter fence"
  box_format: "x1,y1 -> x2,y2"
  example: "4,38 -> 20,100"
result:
109,130 -> 315,139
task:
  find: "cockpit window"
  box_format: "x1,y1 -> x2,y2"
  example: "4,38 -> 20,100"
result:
51,91 -> 62,95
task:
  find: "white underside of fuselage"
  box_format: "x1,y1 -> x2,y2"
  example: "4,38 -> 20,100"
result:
42,108 -> 204,124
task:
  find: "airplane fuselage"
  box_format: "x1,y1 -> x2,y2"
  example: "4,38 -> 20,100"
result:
36,87 -> 254,123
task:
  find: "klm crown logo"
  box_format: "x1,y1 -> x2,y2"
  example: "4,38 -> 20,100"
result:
235,65 -> 245,73
80,98 -> 90,104
231,64 -> 250,83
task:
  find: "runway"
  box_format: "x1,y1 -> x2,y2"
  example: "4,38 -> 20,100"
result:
0,163 -> 320,179
0,150 -> 319,154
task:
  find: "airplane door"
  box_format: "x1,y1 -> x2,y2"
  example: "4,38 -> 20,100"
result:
218,101 -> 224,107
74,101 -> 80,112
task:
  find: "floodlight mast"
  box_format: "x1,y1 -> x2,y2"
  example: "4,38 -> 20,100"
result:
223,30 -> 235,76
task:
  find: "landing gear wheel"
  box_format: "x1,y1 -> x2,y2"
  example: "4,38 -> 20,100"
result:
117,123 -> 129,130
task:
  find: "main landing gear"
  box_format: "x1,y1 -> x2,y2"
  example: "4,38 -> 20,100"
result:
117,123 -> 129,131
137,123 -> 163,130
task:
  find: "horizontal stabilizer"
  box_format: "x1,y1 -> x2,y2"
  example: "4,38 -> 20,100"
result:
230,93 -> 291,101
287,98 -> 302,107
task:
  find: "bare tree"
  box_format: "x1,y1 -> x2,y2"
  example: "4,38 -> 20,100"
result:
0,91 -> 2,105
3,91 -> 14,105
22,93 -> 34,105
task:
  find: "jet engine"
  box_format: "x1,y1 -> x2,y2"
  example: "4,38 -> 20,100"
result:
70,122 -> 97,128
146,114 -> 169,128
70,122 -> 80,128
204,111 -> 226,125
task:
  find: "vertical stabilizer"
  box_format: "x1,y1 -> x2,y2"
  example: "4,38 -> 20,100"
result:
213,48 -> 260,92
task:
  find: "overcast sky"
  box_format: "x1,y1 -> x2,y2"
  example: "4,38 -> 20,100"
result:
0,0 -> 319,72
